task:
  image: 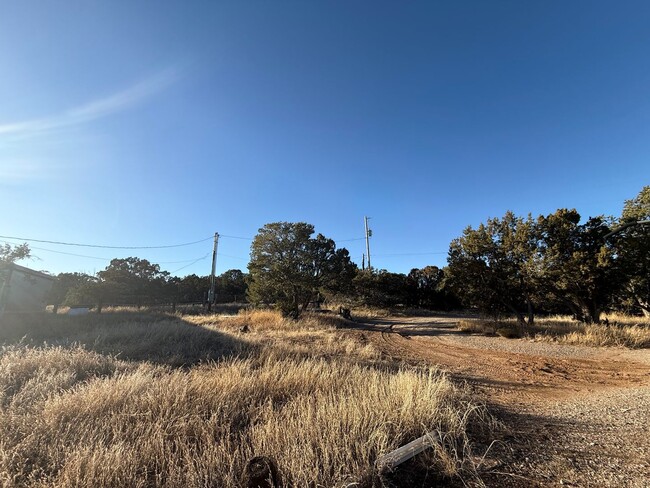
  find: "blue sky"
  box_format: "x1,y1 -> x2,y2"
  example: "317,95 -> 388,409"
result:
1,1 -> 649,277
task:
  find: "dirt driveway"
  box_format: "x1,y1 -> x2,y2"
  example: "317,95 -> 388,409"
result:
357,315 -> 650,487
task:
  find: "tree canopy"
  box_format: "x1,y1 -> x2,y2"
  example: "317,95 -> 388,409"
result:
614,186 -> 650,316
247,222 -> 356,318
0,243 -> 31,263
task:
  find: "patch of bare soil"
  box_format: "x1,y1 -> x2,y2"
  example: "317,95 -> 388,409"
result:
356,316 -> 650,487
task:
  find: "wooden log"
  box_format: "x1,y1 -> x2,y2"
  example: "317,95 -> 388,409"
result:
376,431 -> 442,473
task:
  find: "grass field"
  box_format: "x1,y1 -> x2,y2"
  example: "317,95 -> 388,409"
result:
458,313 -> 650,348
0,310 -> 489,487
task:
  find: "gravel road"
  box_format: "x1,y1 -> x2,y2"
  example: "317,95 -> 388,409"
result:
356,316 -> 650,487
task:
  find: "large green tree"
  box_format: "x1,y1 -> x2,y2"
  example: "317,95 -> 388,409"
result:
447,212 -> 539,326
248,222 -> 356,318
353,269 -> 409,308
613,186 -> 650,316
218,269 -> 248,302
97,257 -> 170,306
536,209 -> 617,323
405,266 -> 462,310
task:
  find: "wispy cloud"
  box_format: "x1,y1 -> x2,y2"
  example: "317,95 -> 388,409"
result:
0,67 -> 180,139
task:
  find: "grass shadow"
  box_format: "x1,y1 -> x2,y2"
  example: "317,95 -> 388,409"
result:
0,310 -> 255,367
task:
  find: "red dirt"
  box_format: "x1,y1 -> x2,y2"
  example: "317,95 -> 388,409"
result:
356,315 -> 650,487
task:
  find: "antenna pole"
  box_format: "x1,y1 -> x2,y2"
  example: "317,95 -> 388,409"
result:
364,216 -> 372,271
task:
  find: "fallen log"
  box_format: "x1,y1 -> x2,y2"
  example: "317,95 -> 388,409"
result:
376,431 -> 442,473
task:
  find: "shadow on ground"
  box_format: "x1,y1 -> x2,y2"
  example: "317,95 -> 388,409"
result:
0,311 -> 254,367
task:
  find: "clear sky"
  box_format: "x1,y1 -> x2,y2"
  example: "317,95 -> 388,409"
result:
1,1 -> 649,277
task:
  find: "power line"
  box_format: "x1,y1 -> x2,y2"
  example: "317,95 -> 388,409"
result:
336,237 -> 366,242
220,234 -> 253,240
218,253 -> 249,261
374,252 -> 447,257
1,240 -> 218,265
218,234 -> 367,243
0,234 -> 214,249
169,253 -> 211,274
1,242 -> 111,261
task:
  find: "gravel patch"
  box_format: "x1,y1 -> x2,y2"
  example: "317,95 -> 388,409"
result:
483,387 -> 650,487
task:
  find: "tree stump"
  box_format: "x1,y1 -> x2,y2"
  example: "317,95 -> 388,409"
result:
338,306 -> 352,320
242,456 -> 281,488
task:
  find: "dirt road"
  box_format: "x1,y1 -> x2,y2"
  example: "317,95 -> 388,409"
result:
358,315 -> 650,487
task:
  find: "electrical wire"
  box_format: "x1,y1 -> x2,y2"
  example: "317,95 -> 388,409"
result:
12,244 -> 110,261
220,234 -> 367,243
373,252 -> 447,257
335,237 -> 367,242
0,234 -> 214,249
169,253 -> 211,274
218,253 -> 249,261
1,240 -> 219,266
220,234 -> 253,240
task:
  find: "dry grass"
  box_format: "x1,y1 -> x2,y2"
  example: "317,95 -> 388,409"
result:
0,310 -> 490,487
457,315 -> 650,348
0,312 -> 247,366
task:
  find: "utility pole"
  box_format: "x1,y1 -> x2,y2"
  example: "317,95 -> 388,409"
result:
207,232 -> 219,312
362,253 -> 365,271
364,216 -> 372,272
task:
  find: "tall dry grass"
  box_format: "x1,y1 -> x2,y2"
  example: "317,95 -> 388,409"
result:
0,310 -> 489,487
458,314 -> 650,348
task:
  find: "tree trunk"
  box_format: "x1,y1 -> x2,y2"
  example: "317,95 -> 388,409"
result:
526,297 -> 535,326
502,300 -> 526,330
637,299 -> 650,317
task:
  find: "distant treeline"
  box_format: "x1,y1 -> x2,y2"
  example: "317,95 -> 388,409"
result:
47,263 -> 248,311
20,186 -> 650,322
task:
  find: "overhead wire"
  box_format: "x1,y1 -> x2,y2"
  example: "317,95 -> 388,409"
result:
3,232 -> 447,272
1,240 -> 219,265
1,241 -> 111,261
169,253 -> 211,274
0,234 -> 214,249
219,234 -> 253,241
373,252 -> 447,257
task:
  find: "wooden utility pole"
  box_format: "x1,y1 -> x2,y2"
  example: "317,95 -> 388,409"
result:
207,232 -> 219,312
364,216 -> 372,271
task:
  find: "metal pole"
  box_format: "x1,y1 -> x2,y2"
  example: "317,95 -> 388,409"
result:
364,216 -> 371,271
207,232 -> 219,311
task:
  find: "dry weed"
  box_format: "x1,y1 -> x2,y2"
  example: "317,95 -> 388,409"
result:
461,314 -> 650,349
0,311 -> 489,487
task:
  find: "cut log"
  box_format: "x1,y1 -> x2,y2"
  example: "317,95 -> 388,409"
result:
376,431 -> 441,473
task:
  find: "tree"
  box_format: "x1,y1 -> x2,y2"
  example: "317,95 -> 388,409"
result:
406,266 -> 444,309
0,243 -> 32,302
0,243 -> 31,263
218,269 -> 248,302
247,222 -> 356,318
537,210 -> 618,323
353,269 -> 409,308
447,212 -> 539,327
96,257 -> 170,306
176,274 -> 210,303
48,272 -> 96,312
613,186 -> 650,316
